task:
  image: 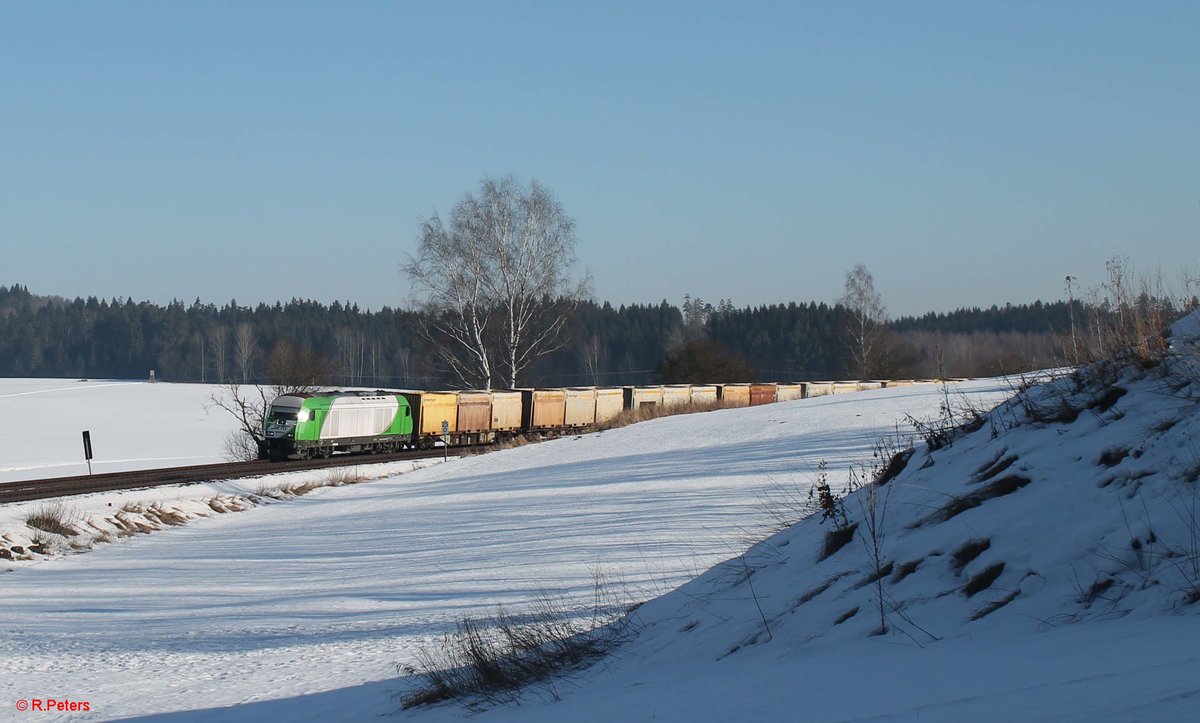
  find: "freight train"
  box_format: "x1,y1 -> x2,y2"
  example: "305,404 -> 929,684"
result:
261,380 -> 910,461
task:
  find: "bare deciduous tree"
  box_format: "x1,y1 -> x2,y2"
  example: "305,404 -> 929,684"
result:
580,335 -> 603,386
207,342 -> 334,460
404,176 -> 590,389
234,322 -> 256,383
208,326 -> 228,383
839,263 -> 888,379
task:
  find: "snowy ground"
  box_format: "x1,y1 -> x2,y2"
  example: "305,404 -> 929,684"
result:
5,337 -> 1200,723
0,379 -> 232,483
0,377 -> 1012,721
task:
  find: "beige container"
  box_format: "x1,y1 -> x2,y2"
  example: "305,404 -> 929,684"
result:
857,381 -> 884,391
418,392 -> 458,436
595,387 -> 625,424
456,391 -> 492,433
522,389 -> 566,429
883,379 -> 915,388
631,386 -> 664,408
805,381 -> 835,398
721,383 -> 751,407
832,381 -> 860,395
662,385 -> 691,407
564,388 -> 598,427
490,391 -> 523,431
689,385 -> 718,405
776,383 -> 806,401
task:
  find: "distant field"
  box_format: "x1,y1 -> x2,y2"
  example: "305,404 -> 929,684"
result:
0,378 -> 235,483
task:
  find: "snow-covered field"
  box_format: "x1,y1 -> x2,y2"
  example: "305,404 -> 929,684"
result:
0,379 -> 232,483
1,376 -> 1008,720
4,330 -> 1200,723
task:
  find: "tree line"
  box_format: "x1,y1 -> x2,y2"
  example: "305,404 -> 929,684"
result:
9,175 -> 1191,389
3,281 -> 1169,386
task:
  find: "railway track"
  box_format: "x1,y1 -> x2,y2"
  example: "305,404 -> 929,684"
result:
0,448 -> 459,505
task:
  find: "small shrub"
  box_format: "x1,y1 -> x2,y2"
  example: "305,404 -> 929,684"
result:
1079,577 -> 1117,607
282,481 -> 323,496
819,522 -> 858,561
28,533 -> 56,555
146,504 -> 188,526
795,572 -> 851,606
26,503 -> 80,538
875,448 -> 913,487
936,475 -> 1031,523
1098,447 -> 1130,468
951,538 -> 991,574
890,559 -> 923,584
325,468 -> 363,487
973,453 -> 1018,485
969,589 -> 1019,621
809,460 -> 847,528
852,562 -> 894,590
963,563 -> 1006,597
1152,418 -> 1180,434
398,579 -> 640,709
254,482 -> 290,500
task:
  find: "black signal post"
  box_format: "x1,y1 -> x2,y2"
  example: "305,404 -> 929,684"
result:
82,430 -> 93,475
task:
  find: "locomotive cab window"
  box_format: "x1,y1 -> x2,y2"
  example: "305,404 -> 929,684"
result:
271,410 -> 299,421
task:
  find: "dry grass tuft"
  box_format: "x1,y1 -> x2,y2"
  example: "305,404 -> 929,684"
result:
28,533 -> 58,555
593,400 -> 725,433
146,504 -> 188,526
324,468 -> 364,487
26,502 -> 80,538
399,576 -> 640,709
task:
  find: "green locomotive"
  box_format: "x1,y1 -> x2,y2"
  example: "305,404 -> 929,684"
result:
263,391 -> 414,460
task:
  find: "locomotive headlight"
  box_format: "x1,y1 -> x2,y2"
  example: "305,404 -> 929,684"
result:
297,410 -> 309,422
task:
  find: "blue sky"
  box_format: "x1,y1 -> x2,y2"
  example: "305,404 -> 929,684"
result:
2,2 -> 1197,316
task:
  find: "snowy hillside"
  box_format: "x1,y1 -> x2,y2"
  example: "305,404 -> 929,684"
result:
380,315 -> 1200,722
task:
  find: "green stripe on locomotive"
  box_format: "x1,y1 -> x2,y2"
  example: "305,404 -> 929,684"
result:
291,394 -> 414,442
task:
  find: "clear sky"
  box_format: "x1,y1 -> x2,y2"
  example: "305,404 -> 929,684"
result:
2,2 -> 1197,317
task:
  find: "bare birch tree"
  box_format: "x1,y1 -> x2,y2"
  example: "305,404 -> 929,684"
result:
404,176 -> 590,389
840,263 -> 888,379
208,326 -> 228,383
580,335 -> 603,386
234,322 -> 256,382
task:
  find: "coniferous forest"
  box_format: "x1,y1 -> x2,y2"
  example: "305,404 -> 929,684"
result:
0,283 -> 1175,387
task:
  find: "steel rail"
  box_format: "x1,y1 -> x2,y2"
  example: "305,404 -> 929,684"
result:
0,448 -> 461,505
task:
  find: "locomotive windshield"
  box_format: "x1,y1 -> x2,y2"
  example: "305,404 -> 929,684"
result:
270,409 -> 299,422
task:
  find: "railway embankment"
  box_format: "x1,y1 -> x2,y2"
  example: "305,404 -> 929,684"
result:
0,458 -> 442,562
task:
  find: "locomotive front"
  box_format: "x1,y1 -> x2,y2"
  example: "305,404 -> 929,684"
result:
263,394 -> 313,460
